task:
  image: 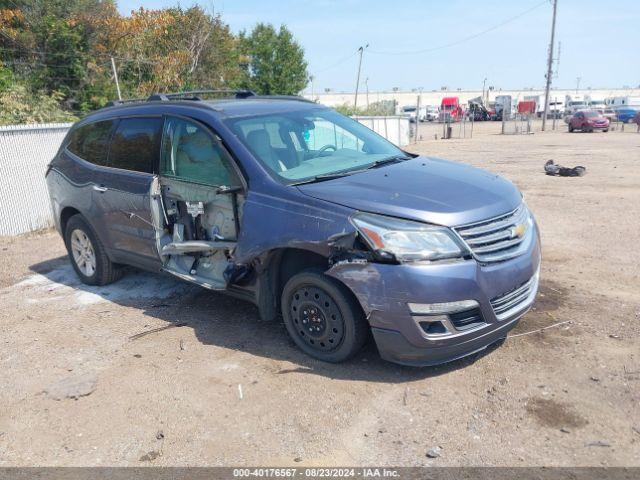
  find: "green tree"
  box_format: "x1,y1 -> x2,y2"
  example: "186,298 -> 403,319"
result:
239,23 -> 308,95
0,83 -> 78,124
1,2 -> 309,121
0,0 -> 118,112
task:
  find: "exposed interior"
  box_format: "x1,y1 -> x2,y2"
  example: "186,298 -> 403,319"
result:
149,114 -> 245,290
151,177 -> 243,289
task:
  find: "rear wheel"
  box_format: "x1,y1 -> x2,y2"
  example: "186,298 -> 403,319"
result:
64,215 -> 122,286
281,269 -> 368,362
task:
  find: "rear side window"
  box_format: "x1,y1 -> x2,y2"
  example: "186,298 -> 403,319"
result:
67,120 -> 115,166
108,118 -> 162,173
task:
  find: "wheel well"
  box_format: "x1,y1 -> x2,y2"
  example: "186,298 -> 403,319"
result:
267,248 -> 367,323
274,248 -> 329,300
60,207 -> 81,234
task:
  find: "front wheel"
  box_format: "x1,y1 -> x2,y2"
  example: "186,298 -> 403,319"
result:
64,214 -> 122,286
568,124 -> 574,132
281,270 -> 368,362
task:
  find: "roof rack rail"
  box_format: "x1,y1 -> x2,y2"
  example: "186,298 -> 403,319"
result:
147,89 -> 256,101
250,94 -> 316,104
104,90 -> 314,108
104,97 -> 147,107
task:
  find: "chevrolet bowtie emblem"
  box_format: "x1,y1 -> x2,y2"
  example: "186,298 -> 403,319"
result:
510,223 -> 527,239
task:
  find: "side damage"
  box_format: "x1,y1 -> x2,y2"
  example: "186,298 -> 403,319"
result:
233,229 -> 380,323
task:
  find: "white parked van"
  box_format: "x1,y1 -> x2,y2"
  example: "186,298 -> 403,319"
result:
565,95 -> 588,115
548,98 -> 565,118
401,105 -> 418,123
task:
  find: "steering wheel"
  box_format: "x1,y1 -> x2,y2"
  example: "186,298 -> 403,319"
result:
317,144 -> 337,156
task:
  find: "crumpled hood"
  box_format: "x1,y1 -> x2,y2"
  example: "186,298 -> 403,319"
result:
296,156 -> 522,227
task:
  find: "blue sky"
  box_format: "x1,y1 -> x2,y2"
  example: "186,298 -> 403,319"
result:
116,0 -> 640,92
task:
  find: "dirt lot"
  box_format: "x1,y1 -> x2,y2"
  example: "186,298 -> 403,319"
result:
0,122 -> 639,466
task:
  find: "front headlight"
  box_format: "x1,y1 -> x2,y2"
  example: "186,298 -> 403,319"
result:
351,212 -> 466,262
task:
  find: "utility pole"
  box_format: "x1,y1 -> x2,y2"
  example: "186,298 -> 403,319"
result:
309,75 -> 315,101
415,94 -> 421,143
482,77 -> 487,104
541,0 -> 558,131
365,77 -> 370,109
575,76 -> 581,93
354,44 -> 368,112
110,56 -> 122,101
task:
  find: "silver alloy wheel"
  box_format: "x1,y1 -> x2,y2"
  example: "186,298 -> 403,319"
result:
70,229 -> 96,277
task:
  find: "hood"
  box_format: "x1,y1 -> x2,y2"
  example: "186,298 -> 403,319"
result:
296,157 -> 522,227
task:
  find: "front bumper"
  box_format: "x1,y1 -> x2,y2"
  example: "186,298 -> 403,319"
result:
327,224 -> 541,366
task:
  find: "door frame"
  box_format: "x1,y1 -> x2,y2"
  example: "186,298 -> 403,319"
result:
158,113 -> 249,194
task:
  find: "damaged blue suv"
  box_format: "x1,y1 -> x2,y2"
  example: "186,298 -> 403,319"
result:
46,90 -> 541,366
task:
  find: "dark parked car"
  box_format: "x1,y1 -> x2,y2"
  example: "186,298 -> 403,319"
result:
46,90 -> 541,366
568,110 -> 610,132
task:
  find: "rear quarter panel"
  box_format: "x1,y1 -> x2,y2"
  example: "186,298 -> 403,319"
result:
46,149 -> 105,238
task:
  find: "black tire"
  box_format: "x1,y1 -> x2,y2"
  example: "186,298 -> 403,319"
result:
603,129 -> 608,133
64,214 -> 122,286
281,269 -> 368,363
568,124 -> 574,132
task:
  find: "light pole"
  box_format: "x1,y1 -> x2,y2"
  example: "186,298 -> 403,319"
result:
354,44 -> 369,112
576,76 -> 581,93
309,75 -> 315,100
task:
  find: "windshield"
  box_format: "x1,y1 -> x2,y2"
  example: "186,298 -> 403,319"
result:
570,101 -> 586,107
402,107 -> 416,112
585,111 -> 600,118
225,108 -> 404,184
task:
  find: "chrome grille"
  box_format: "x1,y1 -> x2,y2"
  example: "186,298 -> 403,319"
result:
490,272 -> 539,321
454,204 -> 530,263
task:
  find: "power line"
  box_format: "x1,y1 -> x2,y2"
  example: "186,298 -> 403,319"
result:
1,42 -> 233,66
1,59 -> 110,69
1,44 -> 164,66
368,0 -> 548,56
312,49 -> 358,74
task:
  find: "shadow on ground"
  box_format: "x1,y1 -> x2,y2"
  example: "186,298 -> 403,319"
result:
25,256 -> 512,383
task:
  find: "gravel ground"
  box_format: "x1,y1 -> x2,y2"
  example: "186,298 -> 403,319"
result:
0,121 -> 638,466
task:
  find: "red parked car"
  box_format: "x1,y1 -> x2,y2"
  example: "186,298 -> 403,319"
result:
568,110 -> 609,133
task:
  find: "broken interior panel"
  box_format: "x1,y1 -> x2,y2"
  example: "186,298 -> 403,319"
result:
150,115 -> 245,289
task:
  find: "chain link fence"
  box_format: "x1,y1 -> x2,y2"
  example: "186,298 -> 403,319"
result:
0,123 -> 71,235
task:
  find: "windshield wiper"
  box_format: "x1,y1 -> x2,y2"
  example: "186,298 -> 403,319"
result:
290,155 -> 411,186
290,171 -> 355,186
365,154 -> 411,169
